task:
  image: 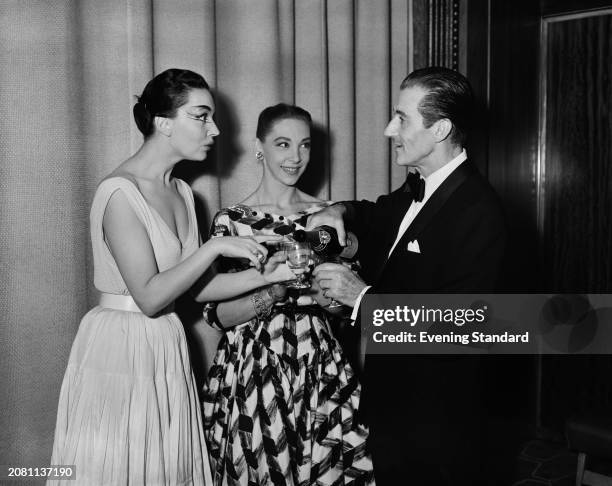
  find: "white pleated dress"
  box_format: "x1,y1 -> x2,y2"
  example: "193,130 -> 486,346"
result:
48,177 -> 212,485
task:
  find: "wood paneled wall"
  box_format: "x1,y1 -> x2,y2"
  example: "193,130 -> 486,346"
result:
540,13 -> 612,293
460,0 -> 612,437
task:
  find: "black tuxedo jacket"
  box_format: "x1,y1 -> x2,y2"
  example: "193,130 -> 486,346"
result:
346,159 -> 506,294
343,160 -> 507,485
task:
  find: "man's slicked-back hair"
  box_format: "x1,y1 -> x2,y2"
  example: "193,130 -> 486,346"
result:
400,66 -> 474,146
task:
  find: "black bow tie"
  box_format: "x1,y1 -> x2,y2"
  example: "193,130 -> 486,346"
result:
404,171 -> 425,202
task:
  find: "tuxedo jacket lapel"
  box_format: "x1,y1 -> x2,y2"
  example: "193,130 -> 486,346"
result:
396,160 -> 476,250
391,188 -> 414,237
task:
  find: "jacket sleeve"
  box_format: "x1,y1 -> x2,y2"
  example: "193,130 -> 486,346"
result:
341,190 -> 401,242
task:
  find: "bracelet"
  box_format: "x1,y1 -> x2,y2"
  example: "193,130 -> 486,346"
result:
251,289 -> 274,319
203,302 -> 224,331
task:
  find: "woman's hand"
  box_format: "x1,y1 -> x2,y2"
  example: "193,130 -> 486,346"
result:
267,283 -> 288,303
261,251 -> 295,284
204,236 -> 272,270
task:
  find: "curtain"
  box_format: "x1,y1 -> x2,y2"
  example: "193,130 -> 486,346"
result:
0,0 -> 414,466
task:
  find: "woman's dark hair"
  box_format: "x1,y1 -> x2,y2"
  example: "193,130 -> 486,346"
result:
400,66 -> 474,146
256,103 -> 312,141
133,68 -> 210,138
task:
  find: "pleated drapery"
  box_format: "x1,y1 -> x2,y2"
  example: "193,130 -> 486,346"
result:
0,0 -> 415,467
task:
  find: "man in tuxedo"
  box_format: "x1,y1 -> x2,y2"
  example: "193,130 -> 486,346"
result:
310,67 -> 506,485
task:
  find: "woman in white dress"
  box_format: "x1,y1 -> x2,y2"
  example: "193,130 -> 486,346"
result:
48,69 -> 291,485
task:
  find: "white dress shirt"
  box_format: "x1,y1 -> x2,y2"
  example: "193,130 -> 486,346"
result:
350,150 -> 468,321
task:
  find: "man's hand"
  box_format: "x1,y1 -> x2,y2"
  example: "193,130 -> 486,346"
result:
308,274 -> 332,307
305,204 -> 348,246
308,277 -> 348,315
312,262 -> 366,307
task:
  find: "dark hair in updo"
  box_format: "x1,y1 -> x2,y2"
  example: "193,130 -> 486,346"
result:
133,68 -> 210,138
256,103 -> 312,141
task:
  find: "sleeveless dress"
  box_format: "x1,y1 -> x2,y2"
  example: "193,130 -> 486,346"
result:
202,205 -> 375,486
48,177 -> 212,485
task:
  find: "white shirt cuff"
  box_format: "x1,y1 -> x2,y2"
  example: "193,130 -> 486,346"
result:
350,285 -> 372,321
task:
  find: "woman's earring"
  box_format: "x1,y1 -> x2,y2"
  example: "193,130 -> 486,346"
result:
255,151 -> 264,161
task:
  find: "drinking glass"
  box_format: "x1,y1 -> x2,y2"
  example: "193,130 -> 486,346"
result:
284,240 -> 312,289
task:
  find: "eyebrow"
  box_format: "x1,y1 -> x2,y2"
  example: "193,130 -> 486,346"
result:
190,105 -> 212,111
393,107 -> 408,117
272,136 -> 311,143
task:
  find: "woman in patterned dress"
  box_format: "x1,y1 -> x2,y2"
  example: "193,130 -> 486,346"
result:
202,103 -> 375,486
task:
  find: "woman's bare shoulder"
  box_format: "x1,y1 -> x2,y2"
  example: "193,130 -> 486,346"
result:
103,164 -> 141,186
297,190 -> 326,205
239,192 -> 258,207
